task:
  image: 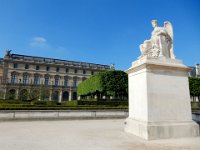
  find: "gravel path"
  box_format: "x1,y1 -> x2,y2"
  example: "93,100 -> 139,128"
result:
0,119 -> 199,150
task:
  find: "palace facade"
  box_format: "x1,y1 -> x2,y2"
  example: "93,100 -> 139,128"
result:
0,51 -> 110,102
189,64 -> 200,78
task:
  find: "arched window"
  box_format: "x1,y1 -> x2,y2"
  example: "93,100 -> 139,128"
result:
64,77 -> 68,87
55,75 -> 59,86
11,73 -> 17,84
46,66 -> 50,71
25,64 -> 29,69
34,74 -> 40,85
83,70 -> 86,74
36,65 -> 40,70
56,67 -> 60,72
73,77 -> 77,87
23,73 -> 29,85
13,63 -> 18,68
62,91 -> 69,101
44,75 -> 49,86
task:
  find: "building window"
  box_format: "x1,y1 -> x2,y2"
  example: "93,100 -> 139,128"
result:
83,70 -> 86,74
73,78 -> 77,87
91,71 -> 94,75
65,68 -> 69,73
46,66 -> 50,71
13,63 -> 18,68
11,74 -> 17,84
56,67 -> 59,72
74,69 -> 77,73
36,66 -> 40,70
64,78 -> 68,87
44,76 -> 49,86
25,64 -> 29,69
23,74 -> 29,85
34,76 -> 40,85
55,76 -> 59,86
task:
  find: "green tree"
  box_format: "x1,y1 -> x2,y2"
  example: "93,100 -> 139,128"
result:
189,77 -> 200,100
19,89 -> 29,101
29,87 -> 40,101
77,70 -> 128,100
101,70 -> 128,99
40,86 -> 50,100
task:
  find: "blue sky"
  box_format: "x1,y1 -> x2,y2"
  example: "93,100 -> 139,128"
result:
0,0 -> 199,70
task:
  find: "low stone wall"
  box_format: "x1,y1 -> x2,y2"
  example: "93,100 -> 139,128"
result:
0,110 -> 128,121
0,110 -> 199,122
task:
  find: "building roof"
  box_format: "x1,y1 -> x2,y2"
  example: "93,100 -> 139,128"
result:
5,53 -> 110,70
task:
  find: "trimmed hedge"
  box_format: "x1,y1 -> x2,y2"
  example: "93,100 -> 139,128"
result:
31,100 -> 57,106
0,99 -> 128,110
192,107 -> 200,110
77,72 -> 104,96
0,100 -> 31,104
66,100 -> 78,106
78,100 -> 128,106
0,105 -> 128,110
77,70 -> 128,98
0,104 -> 34,108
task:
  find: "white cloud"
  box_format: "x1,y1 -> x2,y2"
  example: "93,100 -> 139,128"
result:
30,36 -> 48,48
33,37 -> 47,43
29,36 -> 69,55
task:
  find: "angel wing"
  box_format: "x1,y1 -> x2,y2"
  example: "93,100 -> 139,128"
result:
164,21 -> 173,41
164,21 -> 175,59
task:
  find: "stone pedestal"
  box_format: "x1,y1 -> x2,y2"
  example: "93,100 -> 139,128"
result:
125,56 -> 199,140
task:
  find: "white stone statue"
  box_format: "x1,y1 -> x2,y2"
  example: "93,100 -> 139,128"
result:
139,20 -> 175,59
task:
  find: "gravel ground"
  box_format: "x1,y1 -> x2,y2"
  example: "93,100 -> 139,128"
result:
0,119 -> 199,150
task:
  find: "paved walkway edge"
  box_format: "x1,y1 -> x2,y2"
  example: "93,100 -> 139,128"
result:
0,110 -> 128,121
0,110 -> 199,122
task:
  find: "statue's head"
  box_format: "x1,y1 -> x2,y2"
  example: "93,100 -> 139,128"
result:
151,20 -> 157,28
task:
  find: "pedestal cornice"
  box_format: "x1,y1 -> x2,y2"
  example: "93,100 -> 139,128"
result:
126,56 -> 191,74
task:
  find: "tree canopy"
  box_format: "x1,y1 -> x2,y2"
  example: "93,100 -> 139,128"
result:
77,70 -> 128,99
189,77 -> 200,96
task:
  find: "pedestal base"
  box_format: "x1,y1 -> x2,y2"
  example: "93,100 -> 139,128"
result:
125,57 -> 199,140
125,118 -> 199,140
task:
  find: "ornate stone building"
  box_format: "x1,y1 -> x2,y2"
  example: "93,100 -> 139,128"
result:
189,64 -> 200,78
0,58 -> 3,84
0,51 -> 110,102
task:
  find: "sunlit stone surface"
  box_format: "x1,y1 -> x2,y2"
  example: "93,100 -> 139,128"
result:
125,20 -> 199,140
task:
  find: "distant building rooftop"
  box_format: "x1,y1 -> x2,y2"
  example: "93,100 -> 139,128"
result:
4,52 -> 110,70
189,64 -> 200,77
